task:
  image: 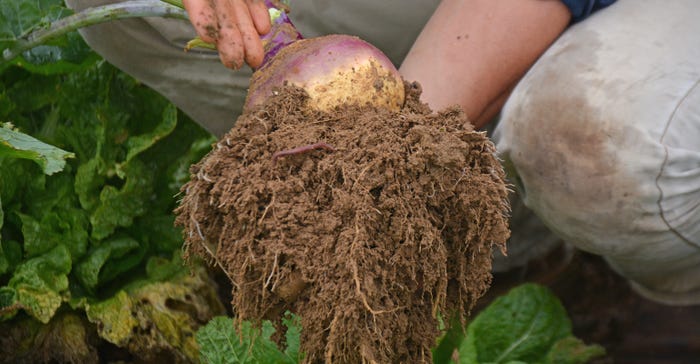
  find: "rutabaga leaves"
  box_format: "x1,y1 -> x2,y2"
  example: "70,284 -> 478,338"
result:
0,123 -> 74,175
456,284 -> 604,364
197,315 -> 302,364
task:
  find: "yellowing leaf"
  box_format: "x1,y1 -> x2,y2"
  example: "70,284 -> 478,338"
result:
85,261 -> 225,362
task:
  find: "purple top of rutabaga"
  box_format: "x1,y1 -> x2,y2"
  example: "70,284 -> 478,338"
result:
260,0 -> 303,69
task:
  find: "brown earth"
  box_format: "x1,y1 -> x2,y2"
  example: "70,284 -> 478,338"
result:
175,83 -> 510,363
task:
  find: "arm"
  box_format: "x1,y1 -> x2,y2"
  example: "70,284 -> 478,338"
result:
183,0 -> 271,69
399,0 -> 571,128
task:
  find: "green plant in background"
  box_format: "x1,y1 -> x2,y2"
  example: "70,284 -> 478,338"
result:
197,284 -> 605,364
197,314 -> 303,364
447,284 -> 605,364
0,0 -> 224,361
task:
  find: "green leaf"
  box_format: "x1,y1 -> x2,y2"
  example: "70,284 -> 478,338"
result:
0,70 -> 58,118
197,314 -> 302,364
135,214 -> 185,254
1,244 -> 71,323
0,286 -> 19,315
125,102 -> 178,162
433,315 -> 466,364
18,172 -> 90,260
0,0 -> 67,44
0,123 -> 74,175
74,235 -> 141,290
10,32 -> 99,74
281,314 -> 302,362
74,155 -> 106,211
144,252 -> 185,282
0,195 -> 5,274
0,0 -> 97,74
458,284 -> 577,364
17,212 -> 55,256
18,208 -> 88,257
89,159 -> 154,240
0,240 -> 22,277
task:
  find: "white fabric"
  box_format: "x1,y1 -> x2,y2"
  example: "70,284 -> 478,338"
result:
494,0 -> 700,304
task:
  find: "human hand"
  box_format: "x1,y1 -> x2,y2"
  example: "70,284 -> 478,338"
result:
183,0 -> 271,69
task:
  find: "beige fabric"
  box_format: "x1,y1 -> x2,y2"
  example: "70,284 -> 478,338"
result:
495,0 -> 700,304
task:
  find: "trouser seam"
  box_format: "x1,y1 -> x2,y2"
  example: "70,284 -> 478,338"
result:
655,78 -> 700,251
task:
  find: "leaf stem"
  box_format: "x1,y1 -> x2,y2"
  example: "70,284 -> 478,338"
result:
2,0 -> 188,63
259,0 -> 302,68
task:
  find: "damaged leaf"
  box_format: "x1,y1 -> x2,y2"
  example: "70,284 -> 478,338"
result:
85,258 -> 225,363
0,123 -> 74,175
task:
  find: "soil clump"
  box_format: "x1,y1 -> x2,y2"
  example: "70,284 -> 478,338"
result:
175,83 -> 510,363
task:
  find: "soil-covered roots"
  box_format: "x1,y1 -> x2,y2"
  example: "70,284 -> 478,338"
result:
175,84 -> 510,363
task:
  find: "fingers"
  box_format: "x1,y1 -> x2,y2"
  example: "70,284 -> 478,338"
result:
183,0 -> 271,70
229,0 -> 265,68
246,0 -> 272,35
215,0 -> 247,68
183,0 -> 219,43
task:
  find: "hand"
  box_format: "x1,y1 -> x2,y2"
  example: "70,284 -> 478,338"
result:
183,0 -> 271,69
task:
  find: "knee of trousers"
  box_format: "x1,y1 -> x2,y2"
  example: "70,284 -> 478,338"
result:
493,0 -> 700,304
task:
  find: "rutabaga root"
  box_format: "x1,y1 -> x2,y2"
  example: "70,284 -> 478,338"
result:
175,83 -> 511,363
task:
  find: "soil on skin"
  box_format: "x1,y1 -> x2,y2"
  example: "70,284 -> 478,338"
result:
175,83 -> 510,363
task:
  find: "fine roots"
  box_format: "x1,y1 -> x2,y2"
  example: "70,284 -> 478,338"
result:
175,83 -> 510,363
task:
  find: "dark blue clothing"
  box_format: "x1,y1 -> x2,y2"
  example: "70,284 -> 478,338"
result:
561,0 -> 617,22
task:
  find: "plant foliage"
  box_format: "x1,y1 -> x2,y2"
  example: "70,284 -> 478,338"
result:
196,285 -> 605,364
197,314 -> 302,364
0,2 -> 220,361
454,284 -> 605,364
0,0 -> 99,73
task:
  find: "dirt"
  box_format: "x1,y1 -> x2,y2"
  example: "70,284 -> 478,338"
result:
175,82 -> 510,363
